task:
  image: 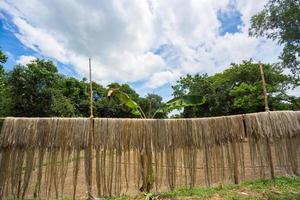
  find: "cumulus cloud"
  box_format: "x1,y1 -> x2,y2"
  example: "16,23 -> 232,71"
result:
0,0 -> 281,92
146,69 -> 182,89
16,55 -> 36,65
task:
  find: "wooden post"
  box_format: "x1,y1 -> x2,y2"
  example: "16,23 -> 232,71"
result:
89,58 -> 93,118
85,58 -> 93,199
259,63 -> 269,112
259,62 -> 275,179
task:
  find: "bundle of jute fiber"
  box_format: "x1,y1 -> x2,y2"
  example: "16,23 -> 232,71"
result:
93,118 -> 160,195
0,118 -> 90,200
93,118 -> 127,196
243,111 -> 300,178
193,115 -> 246,186
92,115 -> 247,195
1,111 -> 300,199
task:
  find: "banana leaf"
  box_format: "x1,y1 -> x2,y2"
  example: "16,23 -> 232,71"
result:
107,89 -> 144,117
108,89 -> 205,118
155,95 -> 206,115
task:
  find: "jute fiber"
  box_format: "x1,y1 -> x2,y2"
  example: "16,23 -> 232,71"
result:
0,111 -> 299,199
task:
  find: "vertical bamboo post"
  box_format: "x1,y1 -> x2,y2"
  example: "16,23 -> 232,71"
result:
89,58 -> 94,118
259,62 -> 275,179
259,63 -> 269,112
85,58 -> 93,198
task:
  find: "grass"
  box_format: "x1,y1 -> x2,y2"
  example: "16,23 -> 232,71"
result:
107,176 -> 300,200
7,176 -> 300,200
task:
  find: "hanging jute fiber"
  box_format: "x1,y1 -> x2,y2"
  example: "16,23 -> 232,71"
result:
0,111 -> 299,199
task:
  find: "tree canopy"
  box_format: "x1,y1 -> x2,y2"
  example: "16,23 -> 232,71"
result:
7,60 -> 61,116
139,93 -> 167,118
249,0 -> 300,76
0,50 -> 167,118
0,50 -> 299,118
0,50 -> 11,117
172,60 -> 297,117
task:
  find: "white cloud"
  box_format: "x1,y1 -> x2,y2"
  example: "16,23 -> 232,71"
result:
236,0 -> 268,30
0,0 -> 283,94
288,87 -> 300,97
146,70 -> 181,89
16,55 -> 36,65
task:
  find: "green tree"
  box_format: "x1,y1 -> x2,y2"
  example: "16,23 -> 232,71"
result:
0,50 -> 7,65
50,91 -> 76,117
58,77 -> 89,116
289,96 -> 300,110
173,60 -> 296,117
1,53 -> 163,118
140,93 -> 167,118
0,50 -> 12,116
8,59 -> 61,117
53,76 -> 106,117
172,74 -> 215,117
95,83 -> 142,118
249,0 -> 300,76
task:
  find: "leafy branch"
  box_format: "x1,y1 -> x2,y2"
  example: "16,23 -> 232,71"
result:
107,88 -> 205,119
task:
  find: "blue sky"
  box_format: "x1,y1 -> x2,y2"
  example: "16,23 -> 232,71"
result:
0,18 -> 79,77
0,0 -> 286,100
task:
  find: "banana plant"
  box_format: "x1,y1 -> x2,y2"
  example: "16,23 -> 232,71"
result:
107,88 -> 206,119
107,88 -> 205,192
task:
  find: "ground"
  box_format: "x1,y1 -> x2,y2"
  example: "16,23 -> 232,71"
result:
105,176 -> 300,200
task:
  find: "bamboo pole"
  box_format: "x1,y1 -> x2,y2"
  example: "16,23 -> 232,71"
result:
85,58 -> 93,199
259,62 -> 275,179
259,63 -> 270,112
89,58 -> 94,118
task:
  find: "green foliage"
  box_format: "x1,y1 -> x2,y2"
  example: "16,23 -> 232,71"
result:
155,95 -> 206,117
102,176 -> 300,200
0,50 -> 8,65
50,92 -> 75,117
249,0 -> 300,76
172,60 -> 296,117
58,77 -> 89,117
143,192 -> 159,200
140,94 -> 167,118
229,82 -> 263,113
0,51 -> 11,116
0,51 -> 165,118
3,58 -> 105,117
108,89 -> 205,119
0,50 -> 298,118
107,88 -> 144,117
7,59 -> 60,117
160,176 -> 300,200
96,83 -> 142,118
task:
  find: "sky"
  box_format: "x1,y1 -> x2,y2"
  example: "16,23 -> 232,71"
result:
0,0 -> 294,100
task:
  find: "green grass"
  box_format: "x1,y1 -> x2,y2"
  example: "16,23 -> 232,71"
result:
108,176 -> 300,200
7,176 -> 300,200
159,176 -> 300,200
